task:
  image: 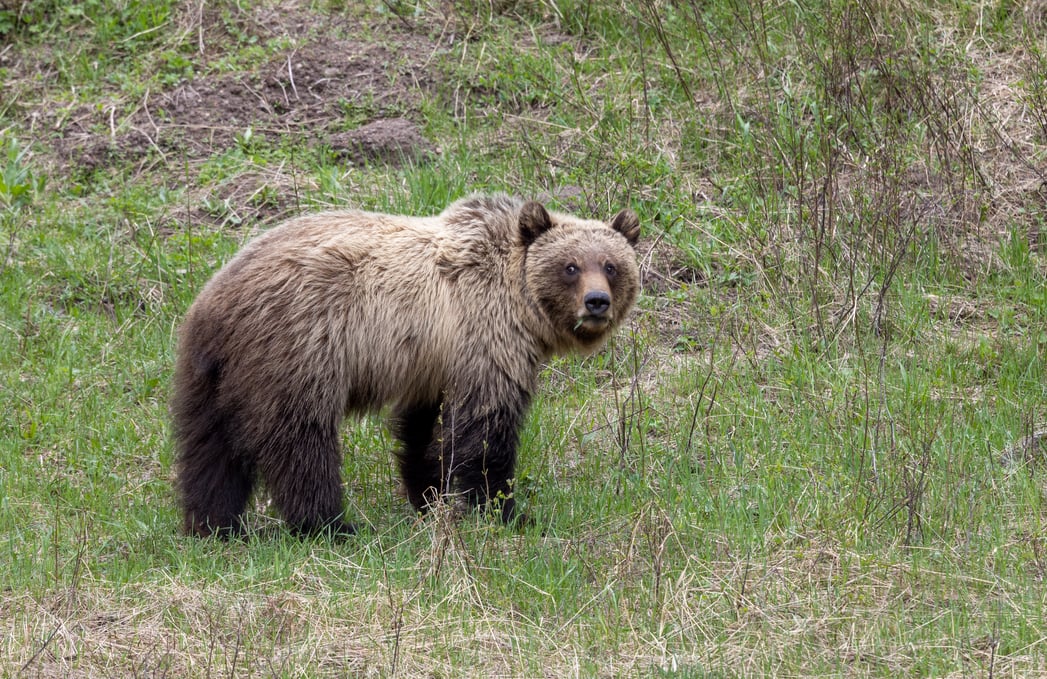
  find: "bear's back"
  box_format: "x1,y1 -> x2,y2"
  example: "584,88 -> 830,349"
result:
182,206 -> 526,415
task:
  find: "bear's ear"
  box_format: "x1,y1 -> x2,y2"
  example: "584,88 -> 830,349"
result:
610,209 -> 640,247
519,201 -> 554,246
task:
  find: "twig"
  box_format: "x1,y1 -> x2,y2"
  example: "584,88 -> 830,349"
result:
197,0 -> 206,54
20,626 -> 62,673
287,54 -> 299,101
638,0 -> 697,108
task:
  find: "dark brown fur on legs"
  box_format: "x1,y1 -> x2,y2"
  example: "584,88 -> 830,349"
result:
391,401 -> 444,511
392,389 -> 530,523
256,409 -> 356,537
172,342 -> 354,538
172,350 -> 255,538
437,391 -> 530,522
171,194 -> 640,537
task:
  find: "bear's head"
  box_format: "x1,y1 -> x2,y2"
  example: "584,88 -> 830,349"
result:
519,201 -> 641,354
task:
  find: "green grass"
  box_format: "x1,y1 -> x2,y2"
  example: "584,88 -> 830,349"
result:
2,0 -> 1046,676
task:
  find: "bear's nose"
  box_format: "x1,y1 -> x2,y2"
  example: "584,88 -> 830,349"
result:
584,291 -> 611,316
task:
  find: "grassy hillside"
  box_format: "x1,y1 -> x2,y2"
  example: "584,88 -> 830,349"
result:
1,0 -> 1045,676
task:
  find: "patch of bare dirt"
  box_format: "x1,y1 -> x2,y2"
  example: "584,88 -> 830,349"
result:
150,37 -> 436,151
48,20 -> 444,179
327,117 -> 435,164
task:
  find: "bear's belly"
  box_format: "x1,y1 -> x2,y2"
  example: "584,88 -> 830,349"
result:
339,333 -> 448,413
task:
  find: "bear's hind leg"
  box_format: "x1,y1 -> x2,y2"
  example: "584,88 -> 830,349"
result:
176,425 -> 255,538
261,416 -> 354,536
392,402 -> 443,514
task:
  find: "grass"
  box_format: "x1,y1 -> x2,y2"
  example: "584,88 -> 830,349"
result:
2,0 -> 1046,676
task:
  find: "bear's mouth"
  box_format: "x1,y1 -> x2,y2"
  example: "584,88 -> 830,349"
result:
573,314 -> 611,334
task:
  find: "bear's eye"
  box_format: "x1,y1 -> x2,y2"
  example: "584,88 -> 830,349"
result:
604,263 -> 617,277
565,264 -> 580,276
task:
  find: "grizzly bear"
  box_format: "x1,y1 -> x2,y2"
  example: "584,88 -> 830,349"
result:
172,194 -> 640,537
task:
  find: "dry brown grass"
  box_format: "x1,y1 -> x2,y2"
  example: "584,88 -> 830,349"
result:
5,519 -> 1043,678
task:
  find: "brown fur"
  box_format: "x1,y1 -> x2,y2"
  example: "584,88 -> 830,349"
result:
171,194 -> 640,537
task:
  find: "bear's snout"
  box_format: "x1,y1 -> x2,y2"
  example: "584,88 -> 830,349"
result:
584,291 -> 612,316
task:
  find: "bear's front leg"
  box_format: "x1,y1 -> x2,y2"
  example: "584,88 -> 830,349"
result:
436,389 -> 531,523
392,401 -> 444,512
